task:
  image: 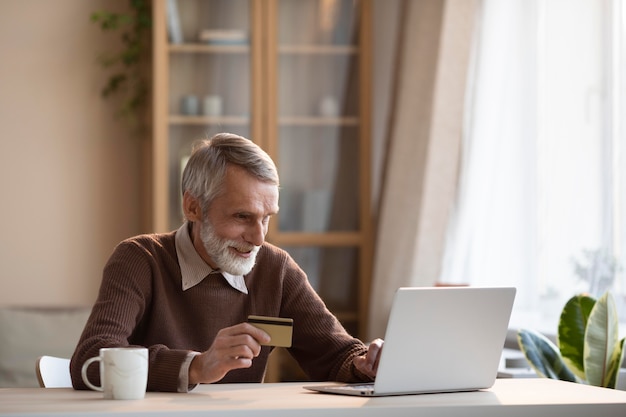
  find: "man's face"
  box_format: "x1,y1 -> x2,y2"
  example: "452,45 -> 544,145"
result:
196,165 -> 279,275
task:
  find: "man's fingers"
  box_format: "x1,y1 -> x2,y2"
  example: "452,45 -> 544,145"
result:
217,323 -> 271,346
368,338 -> 384,371
190,322 -> 272,384
353,338 -> 384,378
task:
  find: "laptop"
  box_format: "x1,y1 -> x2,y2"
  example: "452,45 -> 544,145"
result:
305,286 -> 516,396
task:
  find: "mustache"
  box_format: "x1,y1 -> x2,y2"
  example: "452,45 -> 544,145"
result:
232,244 -> 259,253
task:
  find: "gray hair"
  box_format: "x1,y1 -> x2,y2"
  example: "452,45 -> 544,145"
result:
181,133 -> 279,215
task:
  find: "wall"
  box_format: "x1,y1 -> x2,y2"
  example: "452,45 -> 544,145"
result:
0,0 -> 144,306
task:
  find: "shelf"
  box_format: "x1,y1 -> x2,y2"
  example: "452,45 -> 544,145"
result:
168,43 -> 356,55
279,116 -> 359,126
169,43 -> 249,54
169,115 -> 250,125
268,232 -> 363,247
168,115 -> 359,127
278,44 -> 358,55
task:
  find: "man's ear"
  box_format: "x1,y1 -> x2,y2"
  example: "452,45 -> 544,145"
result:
182,191 -> 202,222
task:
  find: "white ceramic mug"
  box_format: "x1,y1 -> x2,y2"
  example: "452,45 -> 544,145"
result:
81,347 -> 148,400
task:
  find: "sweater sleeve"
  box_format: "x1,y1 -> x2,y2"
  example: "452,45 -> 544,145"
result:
277,255 -> 372,383
69,239 -> 191,392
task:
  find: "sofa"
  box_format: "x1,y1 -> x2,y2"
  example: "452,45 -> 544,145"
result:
0,306 -> 91,387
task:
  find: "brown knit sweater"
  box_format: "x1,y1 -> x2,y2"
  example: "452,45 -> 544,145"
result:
70,231 -> 370,392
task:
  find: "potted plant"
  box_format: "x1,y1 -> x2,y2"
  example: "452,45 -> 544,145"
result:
517,292 -> 625,388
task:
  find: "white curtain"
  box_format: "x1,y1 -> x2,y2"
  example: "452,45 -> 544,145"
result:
367,0 -> 478,340
440,0 -> 613,328
440,0 -> 539,309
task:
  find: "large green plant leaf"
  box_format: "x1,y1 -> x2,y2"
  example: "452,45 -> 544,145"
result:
606,338 -> 625,389
517,328 -> 578,382
584,292 -> 621,387
558,294 -> 596,380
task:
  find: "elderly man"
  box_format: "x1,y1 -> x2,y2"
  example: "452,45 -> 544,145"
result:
71,132 -> 382,392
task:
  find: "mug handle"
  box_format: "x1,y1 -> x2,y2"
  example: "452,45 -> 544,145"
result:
81,356 -> 103,392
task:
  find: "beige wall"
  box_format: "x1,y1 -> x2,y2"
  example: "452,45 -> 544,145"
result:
0,0 -> 144,306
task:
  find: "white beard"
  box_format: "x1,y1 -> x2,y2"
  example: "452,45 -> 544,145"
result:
199,219 -> 260,276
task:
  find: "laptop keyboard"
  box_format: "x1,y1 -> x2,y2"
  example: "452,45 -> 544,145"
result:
334,384 -> 375,394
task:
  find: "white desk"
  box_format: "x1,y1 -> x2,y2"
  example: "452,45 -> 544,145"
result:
1,379 -> 625,416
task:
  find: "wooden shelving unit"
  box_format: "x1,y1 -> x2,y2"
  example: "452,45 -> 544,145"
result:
152,0 -> 372,380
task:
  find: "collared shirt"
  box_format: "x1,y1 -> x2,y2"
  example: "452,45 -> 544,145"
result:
175,221 -> 248,294
173,221 -> 248,392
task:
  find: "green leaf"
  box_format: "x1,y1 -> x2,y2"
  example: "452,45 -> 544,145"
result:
517,328 -> 578,382
606,338 -> 625,389
102,74 -> 127,98
584,292 -> 621,387
558,294 -> 596,379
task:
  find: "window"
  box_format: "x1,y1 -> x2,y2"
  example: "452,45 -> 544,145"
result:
441,0 -> 626,332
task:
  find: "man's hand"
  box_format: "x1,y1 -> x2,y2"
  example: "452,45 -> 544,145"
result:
353,338 -> 383,379
188,323 -> 271,384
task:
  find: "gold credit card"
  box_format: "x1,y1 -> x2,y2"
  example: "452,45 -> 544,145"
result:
247,315 -> 293,347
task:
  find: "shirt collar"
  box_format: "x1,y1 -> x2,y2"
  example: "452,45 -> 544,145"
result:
174,221 -> 248,294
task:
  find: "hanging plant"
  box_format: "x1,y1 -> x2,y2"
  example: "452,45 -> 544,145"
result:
91,0 -> 152,130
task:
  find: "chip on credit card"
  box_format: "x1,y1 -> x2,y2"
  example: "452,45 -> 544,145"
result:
247,315 -> 293,347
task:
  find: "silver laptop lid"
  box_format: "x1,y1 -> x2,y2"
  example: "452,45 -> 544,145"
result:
373,286 -> 516,395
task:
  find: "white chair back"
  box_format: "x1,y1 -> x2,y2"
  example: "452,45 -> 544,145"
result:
35,356 -> 71,388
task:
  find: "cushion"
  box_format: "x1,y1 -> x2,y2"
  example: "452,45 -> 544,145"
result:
0,307 -> 91,387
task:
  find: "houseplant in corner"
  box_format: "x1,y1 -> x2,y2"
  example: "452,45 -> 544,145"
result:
517,292 -> 625,388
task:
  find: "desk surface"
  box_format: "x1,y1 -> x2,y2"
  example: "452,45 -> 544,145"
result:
1,379 -> 626,417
